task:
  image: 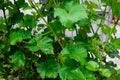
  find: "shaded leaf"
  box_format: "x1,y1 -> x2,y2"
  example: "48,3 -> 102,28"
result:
12,51 -> 25,67
77,19 -> 91,27
37,59 -> 60,79
9,29 -> 31,45
22,14 -> 37,28
49,20 -> 64,36
9,30 -> 23,45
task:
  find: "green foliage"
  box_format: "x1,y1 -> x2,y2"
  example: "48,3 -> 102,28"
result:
37,59 -> 60,79
111,38 -> 120,49
9,30 -> 23,45
9,29 -> 31,45
28,35 -> 54,54
99,69 -> 111,78
12,51 -> 25,67
0,0 -> 120,79
60,45 -> 87,65
54,1 -> 87,28
59,66 -> 85,80
86,61 -> 99,71
22,14 -> 37,28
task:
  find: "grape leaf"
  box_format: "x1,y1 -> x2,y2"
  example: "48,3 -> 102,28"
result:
54,1 -> 87,28
9,30 -> 23,45
60,45 -> 87,65
100,69 -> 111,78
59,65 -> 85,80
12,51 -> 25,67
86,61 -> 99,71
37,59 -> 60,79
9,29 -> 31,45
28,35 -> 54,54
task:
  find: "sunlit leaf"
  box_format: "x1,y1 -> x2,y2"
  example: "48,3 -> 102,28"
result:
60,45 -> 87,65
54,1 -> 87,28
59,65 -> 85,80
86,61 -> 99,71
28,35 -> 54,54
99,69 -> 111,78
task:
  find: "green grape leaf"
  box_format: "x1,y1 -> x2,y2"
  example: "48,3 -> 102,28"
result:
37,59 -> 60,79
69,3 -> 87,22
59,65 -> 68,80
111,38 -> 120,49
22,14 -> 37,28
101,25 -> 112,34
9,29 -> 31,45
22,29 -> 31,39
16,0 -> 25,8
9,30 -> 23,45
54,1 -> 87,28
99,69 -> 111,78
49,20 -> 64,36
77,19 -> 91,27
86,61 -> 99,71
28,35 -> 54,54
60,45 -> 87,65
70,68 -> 85,80
12,51 -> 25,67
28,38 -> 40,52
81,68 -> 96,80
59,65 -> 85,80
55,8 -> 72,27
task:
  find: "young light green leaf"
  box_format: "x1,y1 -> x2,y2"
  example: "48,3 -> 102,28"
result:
99,69 -> 111,78
102,25 -> 112,34
54,1 -> 87,28
86,61 -> 99,71
69,4 -> 87,23
12,51 -> 25,67
54,8 -> 72,27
